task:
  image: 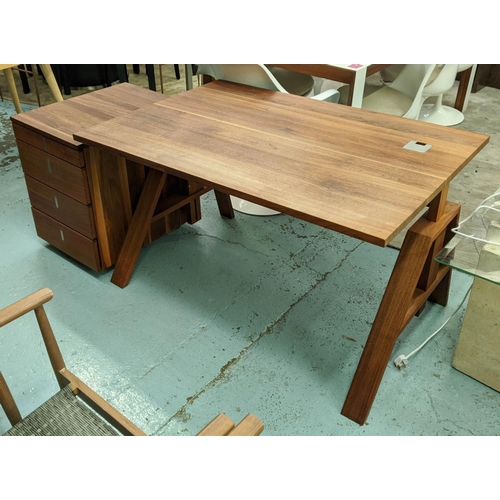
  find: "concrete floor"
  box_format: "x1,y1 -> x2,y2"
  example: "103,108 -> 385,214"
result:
1,90 -> 499,438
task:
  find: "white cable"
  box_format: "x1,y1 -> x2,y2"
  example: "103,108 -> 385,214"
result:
393,285 -> 472,370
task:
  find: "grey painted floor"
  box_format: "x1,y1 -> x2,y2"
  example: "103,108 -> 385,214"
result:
0,91 -> 499,439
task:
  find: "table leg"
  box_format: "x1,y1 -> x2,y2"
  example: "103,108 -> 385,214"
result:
111,169 -> 167,288
349,67 -> 368,108
214,190 -> 235,219
341,201 -> 460,424
454,65 -> 477,112
3,68 -> 22,113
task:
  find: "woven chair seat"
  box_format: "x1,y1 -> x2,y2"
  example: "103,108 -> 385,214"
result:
3,385 -> 120,436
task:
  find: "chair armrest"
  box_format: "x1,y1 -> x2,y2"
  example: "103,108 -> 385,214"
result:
309,88 -> 340,103
226,414 -> 264,436
197,413 -> 235,436
0,288 -> 53,327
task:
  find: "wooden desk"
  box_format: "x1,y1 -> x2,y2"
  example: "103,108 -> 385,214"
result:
269,64 -> 476,111
74,81 -> 489,424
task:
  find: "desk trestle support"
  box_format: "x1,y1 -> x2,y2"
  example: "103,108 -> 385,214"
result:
341,202 -> 461,424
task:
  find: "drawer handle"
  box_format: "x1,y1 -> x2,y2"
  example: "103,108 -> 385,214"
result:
60,230 -> 65,241
47,159 -> 52,174
54,196 -> 59,208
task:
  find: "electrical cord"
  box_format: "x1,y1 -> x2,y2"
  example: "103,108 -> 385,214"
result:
393,284 -> 472,370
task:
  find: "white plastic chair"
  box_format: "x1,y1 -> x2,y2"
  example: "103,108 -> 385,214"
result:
418,64 -> 472,126
338,64 -> 438,120
264,65 -> 315,96
196,64 -> 340,216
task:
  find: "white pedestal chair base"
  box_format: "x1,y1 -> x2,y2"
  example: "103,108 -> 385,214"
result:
230,196 -> 281,216
418,103 -> 465,126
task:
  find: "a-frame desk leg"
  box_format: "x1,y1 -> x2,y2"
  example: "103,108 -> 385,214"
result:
111,169 -> 167,288
341,196 -> 460,425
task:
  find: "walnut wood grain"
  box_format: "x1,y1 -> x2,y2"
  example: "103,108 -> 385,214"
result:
75,81 -> 489,248
10,83 -> 169,149
31,209 -> 102,271
17,139 -> 91,205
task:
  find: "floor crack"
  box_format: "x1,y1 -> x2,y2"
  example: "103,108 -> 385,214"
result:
154,240 -> 363,435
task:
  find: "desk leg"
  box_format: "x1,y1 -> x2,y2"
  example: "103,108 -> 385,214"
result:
341,201 -> 460,425
111,169 -> 167,288
214,190 -> 235,219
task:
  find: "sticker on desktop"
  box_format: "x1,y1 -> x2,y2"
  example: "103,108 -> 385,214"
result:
348,64 -> 363,69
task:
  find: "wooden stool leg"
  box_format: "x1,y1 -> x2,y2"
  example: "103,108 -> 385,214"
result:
3,68 -> 22,113
39,64 -> 63,102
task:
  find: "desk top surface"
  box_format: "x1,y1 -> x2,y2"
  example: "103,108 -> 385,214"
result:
11,83 -> 168,148
74,81 -> 489,246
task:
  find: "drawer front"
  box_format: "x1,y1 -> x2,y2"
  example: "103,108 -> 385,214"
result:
25,175 -> 97,239
12,122 -> 85,166
31,208 -> 102,272
17,140 -> 91,204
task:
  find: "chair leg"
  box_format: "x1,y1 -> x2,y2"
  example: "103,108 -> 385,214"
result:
3,68 -> 22,113
174,64 -> 180,80
18,65 -> 31,94
39,64 -> 64,102
0,371 -> 22,426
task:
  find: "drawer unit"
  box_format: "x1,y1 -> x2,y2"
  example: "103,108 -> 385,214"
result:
10,83 -> 206,274
25,175 -> 96,239
32,208 -> 101,271
12,121 -> 85,166
17,140 -> 91,204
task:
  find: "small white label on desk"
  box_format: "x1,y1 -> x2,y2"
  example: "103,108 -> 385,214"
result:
403,141 -> 432,153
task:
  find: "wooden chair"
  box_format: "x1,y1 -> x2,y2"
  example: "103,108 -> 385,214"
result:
0,64 -> 63,114
0,288 -> 264,436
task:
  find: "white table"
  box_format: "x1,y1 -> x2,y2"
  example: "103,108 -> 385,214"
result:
269,64 -> 476,111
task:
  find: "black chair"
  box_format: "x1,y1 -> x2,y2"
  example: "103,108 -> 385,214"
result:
52,64 -> 128,96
